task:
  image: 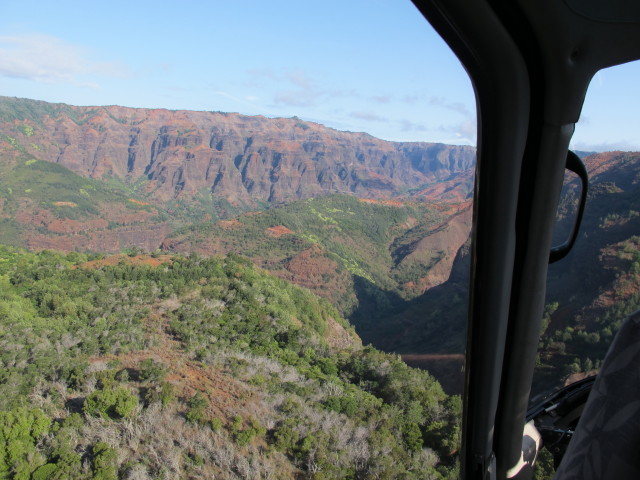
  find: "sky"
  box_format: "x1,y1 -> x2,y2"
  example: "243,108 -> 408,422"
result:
0,0 -> 638,151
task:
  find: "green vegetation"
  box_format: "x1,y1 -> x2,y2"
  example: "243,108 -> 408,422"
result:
164,190 -> 247,223
0,220 -> 22,247
0,96 -> 72,125
537,237 -> 640,383
0,246 -> 461,478
0,159 -> 156,220
533,153 -> 640,394
169,194 -> 450,318
185,393 -> 208,425
0,156 -> 171,251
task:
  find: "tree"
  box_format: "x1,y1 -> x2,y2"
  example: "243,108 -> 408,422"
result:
0,407 -> 50,479
84,387 -> 138,419
92,442 -> 118,480
402,422 -> 423,452
185,392 -> 208,424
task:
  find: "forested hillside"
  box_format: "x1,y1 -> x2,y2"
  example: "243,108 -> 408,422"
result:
0,246 -> 460,479
533,151 -> 640,393
165,194 -> 471,318
1,94 -> 638,478
342,151 -> 640,397
0,158 -> 169,252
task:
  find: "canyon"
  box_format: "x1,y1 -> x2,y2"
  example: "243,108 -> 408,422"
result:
0,96 -> 475,209
1,96 -> 639,398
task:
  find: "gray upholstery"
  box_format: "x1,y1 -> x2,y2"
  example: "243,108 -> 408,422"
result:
554,310 -> 640,479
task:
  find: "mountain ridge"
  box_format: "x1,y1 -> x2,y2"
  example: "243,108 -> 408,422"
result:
0,96 -> 475,210
2,96 -> 638,393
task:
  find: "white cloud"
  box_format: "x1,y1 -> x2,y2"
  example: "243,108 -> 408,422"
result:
402,94 -> 422,104
245,68 -> 321,107
400,119 -> 427,132
246,68 -> 360,108
570,139 -> 640,152
275,70 -> 322,107
273,89 -> 320,107
429,96 -> 471,116
0,34 -> 128,86
246,67 -> 276,79
371,95 -> 391,104
577,115 -> 590,125
439,118 -> 477,145
213,90 -> 263,110
350,110 -> 386,122
285,70 -> 312,89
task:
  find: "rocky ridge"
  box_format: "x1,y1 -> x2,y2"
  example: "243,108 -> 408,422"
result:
0,96 -> 475,207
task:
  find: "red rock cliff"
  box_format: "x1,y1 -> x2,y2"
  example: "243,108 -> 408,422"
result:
1,97 -> 475,205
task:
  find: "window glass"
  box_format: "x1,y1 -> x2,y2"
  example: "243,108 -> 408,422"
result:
0,1 -> 475,476
533,61 -> 640,397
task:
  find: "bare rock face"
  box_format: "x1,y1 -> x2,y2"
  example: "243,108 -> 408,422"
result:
1,97 -> 475,206
399,203 -> 472,295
